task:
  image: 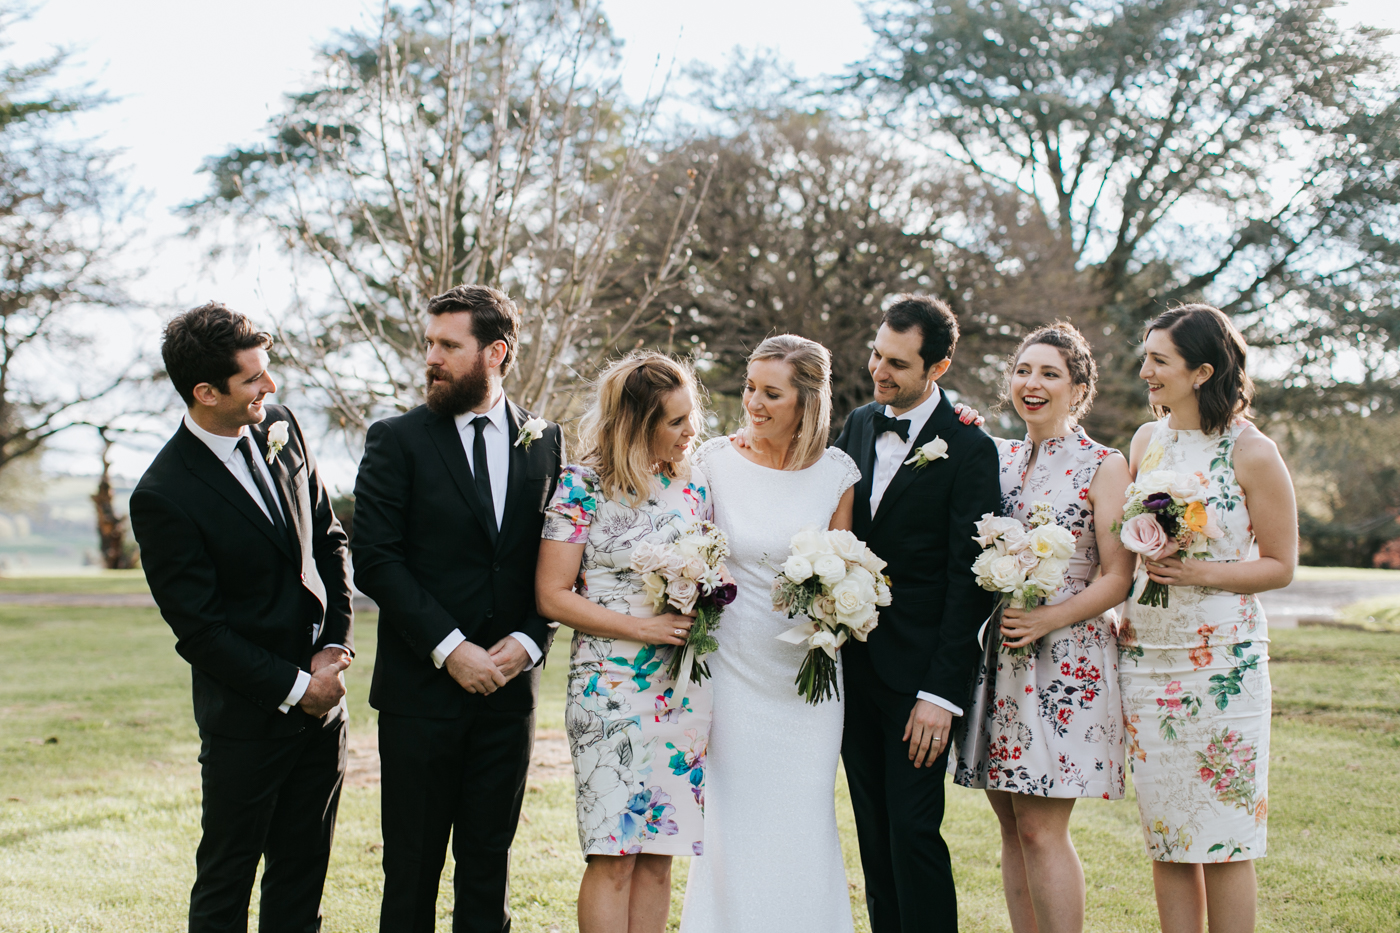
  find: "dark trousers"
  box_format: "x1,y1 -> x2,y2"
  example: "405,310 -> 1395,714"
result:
191,713 -> 347,933
377,703 -> 535,933
842,649 -> 957,933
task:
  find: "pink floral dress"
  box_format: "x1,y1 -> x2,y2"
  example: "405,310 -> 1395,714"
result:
1118,419 -> 1270,863
954,427 -> 1126,800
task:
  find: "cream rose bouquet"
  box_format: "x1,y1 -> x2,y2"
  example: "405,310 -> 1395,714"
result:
769,525 -> 892,704
1114,470 -> 1222,608
630,521 -> 735,691
972,502 -> 1076,657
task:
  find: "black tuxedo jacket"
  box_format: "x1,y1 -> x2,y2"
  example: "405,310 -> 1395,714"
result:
352,399 -> 564,718
131,405 -> 354,740
834,393 -> 1000,708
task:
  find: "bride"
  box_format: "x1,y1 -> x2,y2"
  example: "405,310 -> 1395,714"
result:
681,335 -> 862,932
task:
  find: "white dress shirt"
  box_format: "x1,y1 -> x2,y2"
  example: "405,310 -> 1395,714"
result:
866,388 -> 964,718
428,392 -> 543,672
182,412 -> 345,714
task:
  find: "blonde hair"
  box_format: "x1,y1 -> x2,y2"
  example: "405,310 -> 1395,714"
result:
747,334 -> 832,471
578,351 -> 702,506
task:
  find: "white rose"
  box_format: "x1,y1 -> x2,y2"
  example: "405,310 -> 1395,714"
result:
874,576 -> 892,607
683,557 -> 708,581
1169,473 -> 1207,504
666,578 -> 699,614
849,608 -> 880,639
810,630 -> 840,653
782,554 -> 814,583
859,548 -> 888,575
972,550 -> 998,588
520,416 -> 547,435
812,553 -> 848,587
642,572 -> 669,610
918,437 -> 949,461
630,541 -> 666,575
827,529 -> 865,563
1027,524 -> 1075,560
1028,558 -> 1068,591
789,525 -> 832,560
845,566 -> 875,590
831,575 -> 876,624
662,550 -> 689,579
987,554 -> 1025,593
267,421 -> 290,446
1015,549 -> 1039,573
1001,528 -> 1031,554
810,594 -> 837,621
1045,525 -> 1076,559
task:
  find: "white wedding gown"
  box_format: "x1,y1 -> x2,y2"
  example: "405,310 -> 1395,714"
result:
681,438 -> 861,933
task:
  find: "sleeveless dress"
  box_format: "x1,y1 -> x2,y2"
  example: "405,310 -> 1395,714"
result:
680,439 -> 862,933
953,428 -> 1126,799
1119,419 -> 1271,863
542,465 -> 714,857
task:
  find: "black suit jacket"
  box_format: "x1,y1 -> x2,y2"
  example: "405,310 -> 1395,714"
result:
834,393 -> 1000,709
352,399 -> 564,718
131,405 -> 354,739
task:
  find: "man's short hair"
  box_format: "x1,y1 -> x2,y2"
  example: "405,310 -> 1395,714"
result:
162,302 -> 273,406
426,285 -> 521,377
882,294 -> 959,371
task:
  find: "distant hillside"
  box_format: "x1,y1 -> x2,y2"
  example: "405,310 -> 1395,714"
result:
0,474 -> 134,572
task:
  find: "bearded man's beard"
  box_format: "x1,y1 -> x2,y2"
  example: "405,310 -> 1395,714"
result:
425,354 -> 490,415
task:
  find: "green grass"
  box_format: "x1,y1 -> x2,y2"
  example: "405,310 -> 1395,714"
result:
2,605 -> 1399,931
1334,595 -> 1400,634
1293,566 -> 1400,583
0,570 -> 151,595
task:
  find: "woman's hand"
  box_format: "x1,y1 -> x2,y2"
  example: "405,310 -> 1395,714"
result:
1142,555 -> 1215,588
636,612 -> 695,647
953,402 -> 985,427
1000,604 -> 1069,649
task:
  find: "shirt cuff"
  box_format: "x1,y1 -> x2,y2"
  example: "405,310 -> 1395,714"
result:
279,669 -> 313,714
916,691 -> 964,718
431,629 -> 466,669
508,632 -> 543,670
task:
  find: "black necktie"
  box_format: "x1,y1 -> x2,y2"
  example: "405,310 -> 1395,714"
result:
236,435 -> 290,540
471,416 -> 499,540
873,411 -> 911,442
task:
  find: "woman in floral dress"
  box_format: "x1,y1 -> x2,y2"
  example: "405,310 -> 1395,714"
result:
535,352 -> 714,933
1121,305 -> 1296,933
953,323 -> 1135,933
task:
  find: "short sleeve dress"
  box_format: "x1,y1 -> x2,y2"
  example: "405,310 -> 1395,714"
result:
542,464 -> 714,857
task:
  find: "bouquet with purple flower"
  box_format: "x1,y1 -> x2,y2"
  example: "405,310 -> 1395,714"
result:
630,521 -> 735,689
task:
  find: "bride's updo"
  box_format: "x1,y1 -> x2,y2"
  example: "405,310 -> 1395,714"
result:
579,350 -> 702,506
747,335 -> 832,470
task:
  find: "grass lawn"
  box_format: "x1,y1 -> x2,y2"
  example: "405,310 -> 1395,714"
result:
2,600 -> 1398,931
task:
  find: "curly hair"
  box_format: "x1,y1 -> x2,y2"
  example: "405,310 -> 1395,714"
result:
161,302 -> 273,406
1000,321 -> 1099,419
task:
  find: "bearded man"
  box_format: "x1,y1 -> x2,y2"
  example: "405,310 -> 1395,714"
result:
351,285 -> 565,933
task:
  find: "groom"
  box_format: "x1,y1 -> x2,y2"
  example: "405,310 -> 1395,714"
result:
352,284 -> 565,932
131,302 -> 354,932
835,295 -> 999,933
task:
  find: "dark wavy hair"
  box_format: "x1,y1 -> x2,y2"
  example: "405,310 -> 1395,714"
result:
999,321 -> 1099,419
882,294 -> 959,370
162,302 -> 273,406
426,284 -> 521,377
1145,304 -> 1253,436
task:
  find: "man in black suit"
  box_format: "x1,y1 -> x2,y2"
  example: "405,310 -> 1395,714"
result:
131,303 -> 354,933
351,285 -> 565,933
834,295 -> 1000,933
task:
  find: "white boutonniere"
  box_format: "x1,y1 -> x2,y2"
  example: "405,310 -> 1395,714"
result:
265,421 -> 290,464
904,436 -> 949,470
514,416 -> 547,450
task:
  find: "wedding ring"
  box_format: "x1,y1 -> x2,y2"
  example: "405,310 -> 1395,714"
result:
674,628 -> 683,636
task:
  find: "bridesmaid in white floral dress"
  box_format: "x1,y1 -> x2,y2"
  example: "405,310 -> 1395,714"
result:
952,323 -> 1135,933
536,352 -> 714,933
1121,305 -> 1296,933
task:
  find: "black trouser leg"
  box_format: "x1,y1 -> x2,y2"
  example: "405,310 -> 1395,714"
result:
378,712 -> 457,933
844,672 -> 900,933
451,705 -> 534,933
259,717 -> 347,933
190,720 -> 346,933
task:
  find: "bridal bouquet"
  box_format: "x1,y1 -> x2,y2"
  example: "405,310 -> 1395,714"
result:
972,503 -> 1076,657
1115,470 -> 1221,608
631,521 -> 736,690
769,525 -> 892,704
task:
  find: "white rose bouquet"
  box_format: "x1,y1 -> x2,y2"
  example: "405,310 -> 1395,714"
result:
971,502 -> 1076,657
1113,470 -> 1221,608
769,525 -> 892,704
630,521 -> 736,691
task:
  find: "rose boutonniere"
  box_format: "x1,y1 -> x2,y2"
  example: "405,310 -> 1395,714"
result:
265,421 -> 290,464
515,416 -> 547,450
905,436 -> 949,470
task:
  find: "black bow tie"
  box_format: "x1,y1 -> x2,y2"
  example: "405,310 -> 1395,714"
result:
873,411 -> 911,442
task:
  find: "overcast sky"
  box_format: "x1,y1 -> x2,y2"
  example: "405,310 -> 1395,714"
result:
7,0 -> 1398,487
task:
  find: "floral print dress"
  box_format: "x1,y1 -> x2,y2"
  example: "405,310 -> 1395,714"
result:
543,464 -> 713,857
954,427 -> 1126,799
1119,419 -> 1270,863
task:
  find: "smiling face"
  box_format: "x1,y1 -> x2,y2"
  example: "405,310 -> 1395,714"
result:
868,323 -> 950,413
1140,326 -> 1213,414
190,347 -> 276,435
1010,343 -> 1082,431
743,358 -> 803,445
651,387 -> 697,465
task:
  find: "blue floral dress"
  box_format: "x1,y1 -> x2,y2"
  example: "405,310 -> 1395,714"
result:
543,464 -> 713,857
954,428 -> 1126,799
